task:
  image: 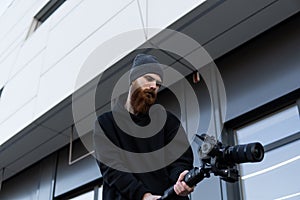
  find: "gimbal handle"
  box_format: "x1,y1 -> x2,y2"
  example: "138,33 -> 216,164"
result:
158,167 -> 208,200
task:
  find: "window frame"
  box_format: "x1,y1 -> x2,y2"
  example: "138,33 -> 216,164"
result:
68,125 -> 95,165
54,179 -> 103,200
0,87 -> 4,98
223,88 -> 300,200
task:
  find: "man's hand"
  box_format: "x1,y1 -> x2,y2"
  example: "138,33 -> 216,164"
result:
174,170 -> 195,196
142,192 -> 161,200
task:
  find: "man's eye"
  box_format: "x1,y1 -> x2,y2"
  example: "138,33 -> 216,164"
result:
145,76 -> 154,81
144,76 -> 161,87
146,76 -> 152,80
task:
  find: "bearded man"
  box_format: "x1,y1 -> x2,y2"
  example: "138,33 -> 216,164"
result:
93,54 -> 194,200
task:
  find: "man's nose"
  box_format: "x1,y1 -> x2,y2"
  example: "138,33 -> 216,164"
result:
149,81 -> 157,90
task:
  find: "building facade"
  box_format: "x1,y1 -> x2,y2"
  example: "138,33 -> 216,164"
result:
0,0 -> 299,199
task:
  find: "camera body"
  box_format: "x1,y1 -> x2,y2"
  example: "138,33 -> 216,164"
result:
196,134 -> 264,182
158,134 -> 265,199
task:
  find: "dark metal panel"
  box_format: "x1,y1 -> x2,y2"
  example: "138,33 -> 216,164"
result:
216,12 -> 300,121
0,154 -> 56,200
54,145 -> 101,197
38,154 -> 57,200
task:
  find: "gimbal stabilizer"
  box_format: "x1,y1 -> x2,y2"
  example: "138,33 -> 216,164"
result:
158,134 -> 264,200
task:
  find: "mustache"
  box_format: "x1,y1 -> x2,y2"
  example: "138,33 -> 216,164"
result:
143,89 -> 156,98
131,88 -> 157,114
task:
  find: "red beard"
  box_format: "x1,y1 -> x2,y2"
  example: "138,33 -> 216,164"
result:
130,87 -> 157,114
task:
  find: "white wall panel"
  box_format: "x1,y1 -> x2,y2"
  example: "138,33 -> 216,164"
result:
0,0 -> 49,62
35,0 -> 152,121
0,26 -> 26,63
43,0 -> 134,73
0,46 -> 19,88
9,18 -> 50,79
49,0 -> 85,29
0,0 -> 38,40
0,29 -> 26,63
0,98 -> 36,145
147,0 -> 206,29
0,0 -> 49,36
0,52 -> 43,123
35,50 -> 83,120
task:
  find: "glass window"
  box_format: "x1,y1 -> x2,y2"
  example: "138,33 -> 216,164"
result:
98,186 -> 103,200
240,140 -> 300,200
237,105 -> 300,145
235,104 -> 300,200
69,190 -> 94,200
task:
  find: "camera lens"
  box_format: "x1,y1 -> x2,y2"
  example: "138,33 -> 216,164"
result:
224,142 -> 264,164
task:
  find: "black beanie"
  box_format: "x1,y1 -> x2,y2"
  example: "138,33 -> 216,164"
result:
129,54 -> 164,83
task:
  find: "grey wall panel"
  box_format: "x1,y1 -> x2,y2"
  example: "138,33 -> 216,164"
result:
217,13 -> 300,121
159,78 -> 222,200
0,154 -> 56,200
37,154 -> 57,200
54,145 -> 101,197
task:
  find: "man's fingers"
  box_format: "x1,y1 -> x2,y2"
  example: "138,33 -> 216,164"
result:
178,170 -> 189,181
153,195 -> 161,200
174,180 -> 194,196
182,181 -> 194,193
174,170 -> 195,196
174,181 -> 181,194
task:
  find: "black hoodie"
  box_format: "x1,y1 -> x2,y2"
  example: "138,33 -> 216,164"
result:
93,97 -> 193,200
